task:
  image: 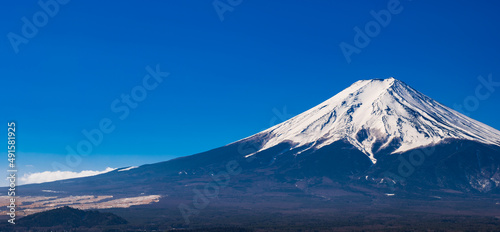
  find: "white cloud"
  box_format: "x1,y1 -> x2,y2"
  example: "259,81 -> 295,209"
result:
19,167 -> 116,185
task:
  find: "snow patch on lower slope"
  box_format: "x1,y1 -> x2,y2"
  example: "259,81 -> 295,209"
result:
118,166 -> 138,172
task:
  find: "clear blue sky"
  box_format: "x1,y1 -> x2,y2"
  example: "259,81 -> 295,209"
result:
1,1 -> 500,180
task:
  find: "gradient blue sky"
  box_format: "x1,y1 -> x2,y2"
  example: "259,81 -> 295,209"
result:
1,1 -> 500,183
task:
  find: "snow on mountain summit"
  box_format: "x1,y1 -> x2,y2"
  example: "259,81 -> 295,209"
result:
242,77 -> 500,163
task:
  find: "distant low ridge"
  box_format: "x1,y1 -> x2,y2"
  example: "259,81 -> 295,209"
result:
14,206 -> 127,229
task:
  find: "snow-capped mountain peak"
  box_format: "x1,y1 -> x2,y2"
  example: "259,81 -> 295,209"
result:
242,77 -> 500,163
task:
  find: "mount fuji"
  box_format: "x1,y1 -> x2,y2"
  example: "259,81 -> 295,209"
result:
239,77 -> 500,163
6,77 -> 500,226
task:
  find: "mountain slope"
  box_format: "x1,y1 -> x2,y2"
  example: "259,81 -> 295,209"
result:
237,77 -> 500,163
6,77 -> 500,219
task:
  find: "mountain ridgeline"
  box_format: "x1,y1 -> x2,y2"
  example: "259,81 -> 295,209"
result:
16,77 -> 500,197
